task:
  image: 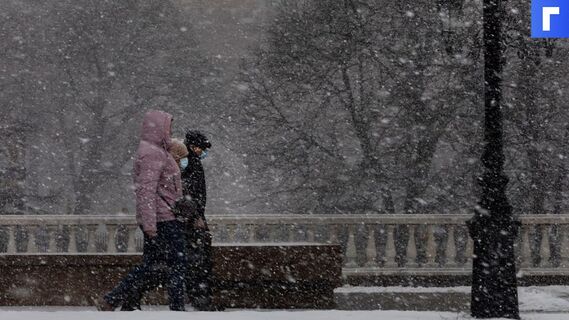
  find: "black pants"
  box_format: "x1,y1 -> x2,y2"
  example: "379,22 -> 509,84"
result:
186,227 -> 213,307
121,225 -> 214,310
105,221 -> 188,311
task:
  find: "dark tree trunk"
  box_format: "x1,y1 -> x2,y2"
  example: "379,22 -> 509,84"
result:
72,99 -> 107,216
70,99 -> 107,252
467,0 -> 520,318
397,132 -> 442,266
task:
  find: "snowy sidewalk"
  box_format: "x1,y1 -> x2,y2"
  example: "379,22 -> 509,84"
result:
2,287 -> 569,320
0,309 -> 568,320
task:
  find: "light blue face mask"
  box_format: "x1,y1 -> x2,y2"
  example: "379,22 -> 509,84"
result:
200,150 -> 208,160
180,158 -> 189,170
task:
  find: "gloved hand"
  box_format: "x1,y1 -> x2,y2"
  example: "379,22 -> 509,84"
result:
172,197 -> 199,221
194,217 -> 206,229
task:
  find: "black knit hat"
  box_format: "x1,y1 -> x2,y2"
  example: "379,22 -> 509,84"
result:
185,130 -> 211,149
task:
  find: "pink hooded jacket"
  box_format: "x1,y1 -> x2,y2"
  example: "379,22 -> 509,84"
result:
134,110 -> 182,233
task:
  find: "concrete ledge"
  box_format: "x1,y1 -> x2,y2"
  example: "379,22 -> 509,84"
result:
335,291 -> 470,311
335,286 -> 569,312
344,267 -> 569,286
0,244 -> 342,309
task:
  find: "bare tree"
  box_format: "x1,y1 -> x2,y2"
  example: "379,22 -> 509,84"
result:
1,0 -> 213,215
236,0 -> 482,216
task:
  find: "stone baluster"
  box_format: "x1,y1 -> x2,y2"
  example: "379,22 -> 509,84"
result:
406,225 -> 418,268
540,225 -> 551,268
345,225 -> 358,268
560,225 -> 569,268
227,224 -> 236,243
96,225 -> 107,252
268,224 -> 276,242
48,225 -> 58,253
107,225 -> 118,253
328,225 -> 339,244
7,226 -> 17,254
135,228 -> 144,252
521,225 -> 532,268
384,225 -> 397,268
445,225 -> 457,267
214,223 -> 224,242
288,225 -> 295,242
307,227 -> 315,243
248,225 -> 257,243
68,225 -> 77,253
87,225 -> 97,253
426,225 -> 437,267
127,226 -> 137,253
27,225 -> 37,253
210,224 -> 218,241
365,225 -> 377,267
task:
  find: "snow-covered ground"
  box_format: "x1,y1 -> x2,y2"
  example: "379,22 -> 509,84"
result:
2,286 -> 568,320
0,309 -> 567,320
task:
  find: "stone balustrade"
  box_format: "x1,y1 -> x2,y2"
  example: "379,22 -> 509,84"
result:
1,214 -> 569,277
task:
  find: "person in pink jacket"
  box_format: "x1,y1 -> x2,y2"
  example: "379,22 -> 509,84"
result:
99,110 -> 188,311
134,110 -> 182,235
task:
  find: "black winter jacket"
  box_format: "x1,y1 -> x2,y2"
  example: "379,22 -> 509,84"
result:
181,151 -> 207,220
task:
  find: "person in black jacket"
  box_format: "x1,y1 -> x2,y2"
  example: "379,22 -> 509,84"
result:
182,130 -> 218,311
118,134 -> 219,311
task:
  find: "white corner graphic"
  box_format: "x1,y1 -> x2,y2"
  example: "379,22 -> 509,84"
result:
543,7 -> 560,31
